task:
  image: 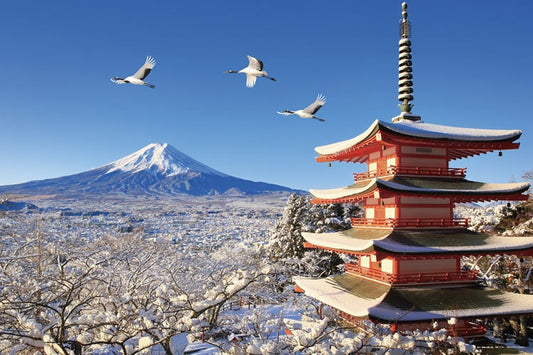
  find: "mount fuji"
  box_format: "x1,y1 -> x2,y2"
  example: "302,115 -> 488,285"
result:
0,143 -> 300,197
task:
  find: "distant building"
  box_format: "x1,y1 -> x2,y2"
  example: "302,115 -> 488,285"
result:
294,2 -> 533,338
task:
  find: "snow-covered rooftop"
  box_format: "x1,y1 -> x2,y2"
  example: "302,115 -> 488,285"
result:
310,177 -> 530,200
302,229 -> 389,253
302,228 -> 533,254
295,275 -> 533,322
374,285 -> 533,321
315,119 -> 522,156
309,179 -> 377,200
293,274 -> 390,318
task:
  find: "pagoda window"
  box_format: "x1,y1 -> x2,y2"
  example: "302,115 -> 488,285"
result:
385,207 -> 396,219
369,151 -> 381,160
366,198 -> 379,206
381,258 -> 394,274
386,157 -> 397,168
400,196 -> 450,205
366,208 -> 375,219
400,207 -> 451,219
382,197 -> 396,205
361,255 -> 370,268
401,146 -> 446,156
368,161 -> 378,173
400,157 -> 447,168
399,258 -> 457,274
383,147 -> 397,156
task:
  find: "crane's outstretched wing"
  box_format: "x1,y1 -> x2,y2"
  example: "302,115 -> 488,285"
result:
246,74 -> 258,88
276,111 -> 292,116
133,56 -> 156,80
247,55 -> 263,71
303,94 -> 326,115
110,78 -> 126,84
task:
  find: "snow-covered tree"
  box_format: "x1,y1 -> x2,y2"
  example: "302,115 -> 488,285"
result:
0,225 -> 271,354
495,200 -> 533,236
267,194 -> 309,262
267,193 -> 361,282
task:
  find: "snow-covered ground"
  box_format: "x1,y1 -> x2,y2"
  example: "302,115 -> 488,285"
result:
0,195 -> 531,354
0,194 -> 285,248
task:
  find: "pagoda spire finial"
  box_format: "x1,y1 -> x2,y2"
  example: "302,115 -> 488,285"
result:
394,2 -> 421,122
400,2 -> 410,39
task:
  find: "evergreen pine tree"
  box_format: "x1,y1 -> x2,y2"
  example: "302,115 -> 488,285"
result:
268,193 -> 362,278
268,193 -> 309,261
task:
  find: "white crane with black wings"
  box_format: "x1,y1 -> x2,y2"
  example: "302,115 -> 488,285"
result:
277,94 -> 327,122
226,55 -> 276,88
111,56 -> 156,88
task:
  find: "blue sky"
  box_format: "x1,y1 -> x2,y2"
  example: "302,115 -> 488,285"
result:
1,1 -> 532,191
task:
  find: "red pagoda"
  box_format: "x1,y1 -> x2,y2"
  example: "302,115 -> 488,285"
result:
294,2 -> 533,337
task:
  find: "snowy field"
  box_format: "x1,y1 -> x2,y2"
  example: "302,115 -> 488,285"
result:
0,194 -> 287,248
0,194 -> 532,354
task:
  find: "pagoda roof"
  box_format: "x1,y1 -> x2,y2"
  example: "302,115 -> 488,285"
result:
294,274 -> 533,322
310,177 -> 530,203
315,119 -> 522,158
302,228 -> 533,255
294,274 -> 390,318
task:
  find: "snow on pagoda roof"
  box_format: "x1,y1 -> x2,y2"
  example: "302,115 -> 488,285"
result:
302,229 -> 390,253
380,177 -> 530,195
315,119 -> 522,156
309,179 -> 377,200
293,274 -> 390,318
295,274 -> 533,322
302,228 -> 533,254
376,230 -> 533,254
310,177 -> 530,200
373,285 -> 533,322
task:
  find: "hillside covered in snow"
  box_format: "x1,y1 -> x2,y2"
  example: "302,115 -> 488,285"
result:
0,143 -> 301,197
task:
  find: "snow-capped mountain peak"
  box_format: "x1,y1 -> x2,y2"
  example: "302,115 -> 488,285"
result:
106,143 -> 227,177
0,143 -> 298,196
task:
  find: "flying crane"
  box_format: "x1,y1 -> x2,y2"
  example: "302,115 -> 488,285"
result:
226,55 -> 276,88
277,94 -> 327,122
111,56 -> 156,88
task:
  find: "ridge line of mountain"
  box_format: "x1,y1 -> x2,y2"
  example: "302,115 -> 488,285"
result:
0,143 -> 302,197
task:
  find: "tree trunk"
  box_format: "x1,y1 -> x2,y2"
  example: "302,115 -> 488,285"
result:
516,315 -> 529,347
492,318 -> 503,339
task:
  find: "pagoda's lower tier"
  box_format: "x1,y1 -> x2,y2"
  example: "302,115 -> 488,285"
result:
302,228 -> 533,287
294,274 -> 533,337
302,228 -> 533,256
310,176 -> 530,205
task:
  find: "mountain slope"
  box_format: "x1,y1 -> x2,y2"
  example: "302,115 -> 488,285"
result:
0,143 -> 300,197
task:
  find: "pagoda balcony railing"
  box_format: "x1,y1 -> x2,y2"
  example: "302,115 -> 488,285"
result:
345,263 -> 478,285
351,217 -> 469,229
353,166 -> 466,181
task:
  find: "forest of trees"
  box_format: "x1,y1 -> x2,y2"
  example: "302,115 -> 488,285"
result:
0,192 -> 531,354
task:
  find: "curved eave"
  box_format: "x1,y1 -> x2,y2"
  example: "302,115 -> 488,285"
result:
315,120 -> 522,163
379,120 -> 522,143
315,120 -> 380,158
310,178 -> 530,204
378,178 -> 530,197
295,275 -> 533,323
302,229 -> 392,254
302,228 -> 533,256
374,232 -> 533,255
371,285 -> 533,322
293,274 -> 390,319
310,178 -> 377,204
